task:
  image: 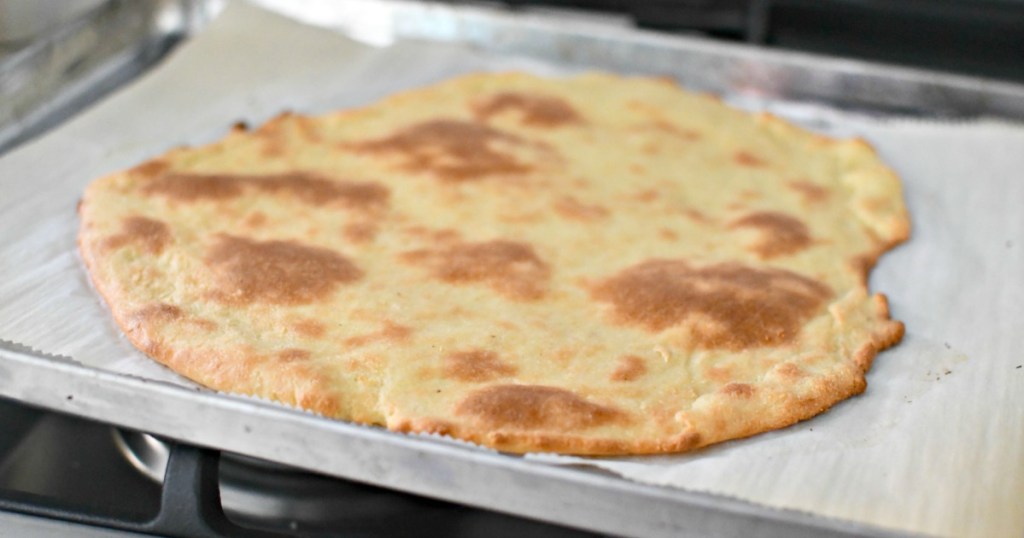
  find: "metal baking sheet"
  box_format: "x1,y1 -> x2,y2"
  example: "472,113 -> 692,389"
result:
251,0 -> 1024,120
2,1 -> 1023,537
0,342 -> 898,537
0,0 -> 222,154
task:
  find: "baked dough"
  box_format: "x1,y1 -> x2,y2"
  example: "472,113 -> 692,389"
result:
78,72 -> 909,455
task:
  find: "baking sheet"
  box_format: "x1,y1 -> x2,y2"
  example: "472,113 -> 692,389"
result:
0,2 -> 1022,537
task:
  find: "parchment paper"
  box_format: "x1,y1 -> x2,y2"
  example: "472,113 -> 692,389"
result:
0,3 -> 1021,536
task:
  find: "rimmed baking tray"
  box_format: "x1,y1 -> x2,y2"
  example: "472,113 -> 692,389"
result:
2,1 -> 1023,536
0,0 -> 222,153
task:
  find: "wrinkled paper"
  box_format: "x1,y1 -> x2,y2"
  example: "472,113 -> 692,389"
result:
0,2 -> 1021,536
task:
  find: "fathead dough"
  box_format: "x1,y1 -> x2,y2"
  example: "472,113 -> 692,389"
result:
78,72 -> 909,455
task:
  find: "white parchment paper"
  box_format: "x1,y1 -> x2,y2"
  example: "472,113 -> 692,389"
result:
0,3 -> 1021,536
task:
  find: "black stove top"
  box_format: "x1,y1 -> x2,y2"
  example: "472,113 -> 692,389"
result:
0,396 -> 601,537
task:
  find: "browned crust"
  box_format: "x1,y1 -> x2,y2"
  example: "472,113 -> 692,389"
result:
77,71 -> 910,456
391,310 -> 904,457
77,205 -> 347,419
391,417 -> 704,455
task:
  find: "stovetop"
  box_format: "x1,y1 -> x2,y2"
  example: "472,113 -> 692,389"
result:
0,396 -> 601,537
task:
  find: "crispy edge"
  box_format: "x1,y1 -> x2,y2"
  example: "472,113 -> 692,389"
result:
76,174 -> 350,419
757,112 -> 911,247
684,304 -> 905,453
389,416 -> 704,456
76,72 -> 911,456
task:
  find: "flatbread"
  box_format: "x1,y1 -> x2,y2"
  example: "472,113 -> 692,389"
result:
78,72 -> 909,455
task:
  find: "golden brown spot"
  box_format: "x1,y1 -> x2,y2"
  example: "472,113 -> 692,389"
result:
443,349 -> 517,382
142,172 -> 388,210
731,211 -> 813,258
402,226 -> 461,244
590,259 -> 832,350
205,235 -> 362,305
343,222 -> 378,244
683,209 -> 710,224
143,173 -> 242,200
277,348 -> 311,362
610,355 -> 647,382
293,319 -> 326,338
658,228 -> 679,241
654,75 -> 681,87
261,140 -> 285,157
343,321 -> 413,348
455,385 -> 626,431
553,196 -> 609,221
788,180 -> 829,204
104,216 -> 171,254
188,318 -> 218,332
776,362 -> 805,378
244,211 -> 267,228
404,240 -> 550,300
734,151 -> 768,168
392,418 -> 455,436
128,160 -> 169,179
473,92 -> 583,127
722,382 -> 754,397
130,303 -> 183,325
705,365 -> 735,383
349,120 -> 533,181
